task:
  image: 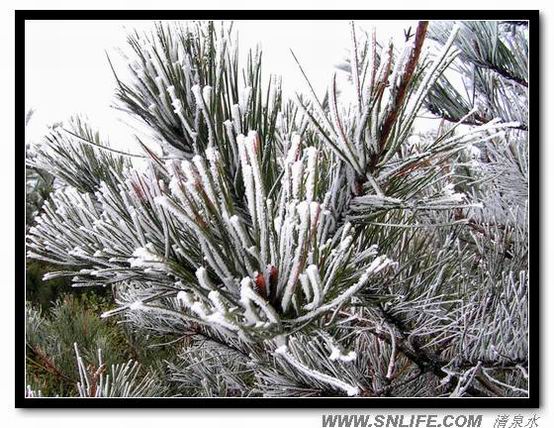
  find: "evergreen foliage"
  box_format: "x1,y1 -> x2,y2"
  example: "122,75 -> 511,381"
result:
26,295 -> 167,397
26,20 -> 529,397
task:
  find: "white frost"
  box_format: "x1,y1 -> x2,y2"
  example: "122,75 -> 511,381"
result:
329,345 -> 357,362
128,243 -> 164,268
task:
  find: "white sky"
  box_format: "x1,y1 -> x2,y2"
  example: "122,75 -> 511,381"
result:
25,20 -> 416,150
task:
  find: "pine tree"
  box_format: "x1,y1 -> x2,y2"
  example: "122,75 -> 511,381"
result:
26,20 -> 529,397
26,114 -> 170,397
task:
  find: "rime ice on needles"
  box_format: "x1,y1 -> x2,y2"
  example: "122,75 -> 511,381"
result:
26,20 -> 529,397
129,243 -> 164,268
329,345 -> 357,363
275,344 -> 360,396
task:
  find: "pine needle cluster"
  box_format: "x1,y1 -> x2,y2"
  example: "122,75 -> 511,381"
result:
26,20 -> 529,398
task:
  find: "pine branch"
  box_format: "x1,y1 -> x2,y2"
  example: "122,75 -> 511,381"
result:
378,21 -> 429,152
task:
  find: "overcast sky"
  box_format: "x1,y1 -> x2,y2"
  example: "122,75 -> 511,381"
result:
25,20 -> 416,150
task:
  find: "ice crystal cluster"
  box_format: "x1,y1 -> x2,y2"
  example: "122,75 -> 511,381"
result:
26,20 -> 529,397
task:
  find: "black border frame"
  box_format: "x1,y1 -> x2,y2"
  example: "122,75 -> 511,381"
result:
15,9 -> 540,409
